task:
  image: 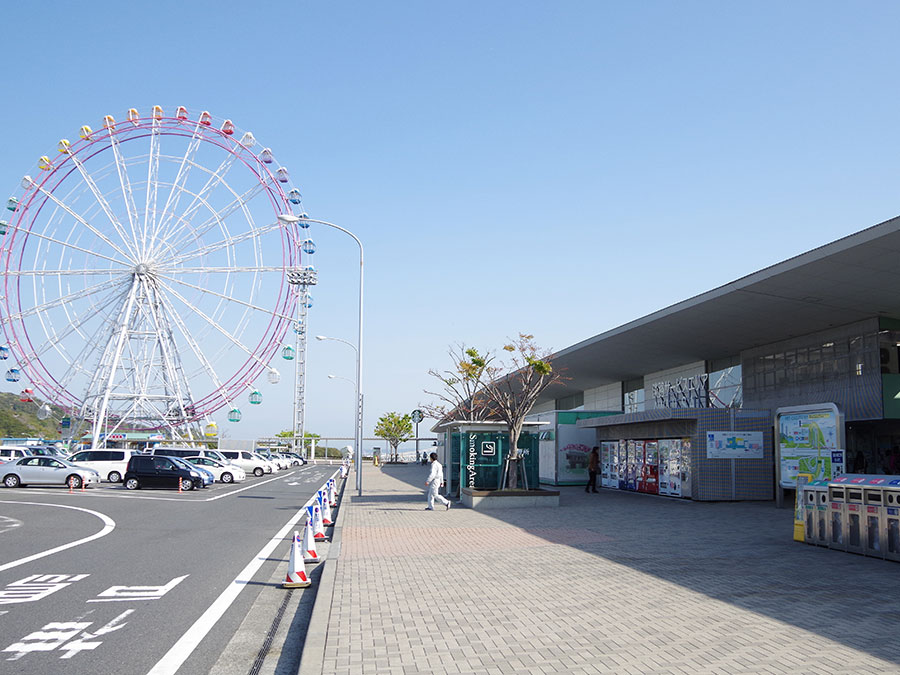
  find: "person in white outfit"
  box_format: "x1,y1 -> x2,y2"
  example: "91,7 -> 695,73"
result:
425,452 -> 451,510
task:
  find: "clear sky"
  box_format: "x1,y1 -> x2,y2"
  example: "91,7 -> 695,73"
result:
2,2 -> 900,445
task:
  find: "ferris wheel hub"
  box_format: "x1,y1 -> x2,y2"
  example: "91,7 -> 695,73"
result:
134,262 -> 151,276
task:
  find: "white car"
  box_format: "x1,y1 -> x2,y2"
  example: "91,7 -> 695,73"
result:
69,449 -> 140,483
185,456 -> 246,483
257,450 -> 289,470
218,450 -> 272,477
252,452 -> 281,472
3,456 -> 101,489
0,446 -> 31,463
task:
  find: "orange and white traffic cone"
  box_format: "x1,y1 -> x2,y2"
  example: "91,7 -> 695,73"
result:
319,491 -> 334,526
328,479 -> 337,507
302,518 -> 320,564
283,530 -> 311,588
308,504 -> 328,541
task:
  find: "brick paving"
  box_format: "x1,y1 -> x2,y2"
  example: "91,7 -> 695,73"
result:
319,464 -> 900,674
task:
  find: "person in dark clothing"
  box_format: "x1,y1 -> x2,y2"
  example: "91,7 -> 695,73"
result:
585,446 -> 600,493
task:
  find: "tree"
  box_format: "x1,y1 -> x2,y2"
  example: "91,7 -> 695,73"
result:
421,344 -> 496,423
480,334 -> 566,489
374,412 -> 413,463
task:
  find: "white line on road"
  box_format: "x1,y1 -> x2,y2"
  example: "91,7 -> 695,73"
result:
146,470 -> 341,675
0,502 -> 116,573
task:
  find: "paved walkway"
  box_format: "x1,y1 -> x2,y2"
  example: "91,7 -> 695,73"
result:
314,463 -> 900,674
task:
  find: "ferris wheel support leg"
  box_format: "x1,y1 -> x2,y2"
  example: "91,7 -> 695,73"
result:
90,281 -> 140,450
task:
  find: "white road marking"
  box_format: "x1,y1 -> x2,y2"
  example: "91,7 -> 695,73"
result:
88,574 -> 188,602
0,516 -> 23,534
147,470 -> 341,675
0,503 -> 115,573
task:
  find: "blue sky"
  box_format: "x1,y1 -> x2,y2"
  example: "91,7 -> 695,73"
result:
2,2 -> 900,444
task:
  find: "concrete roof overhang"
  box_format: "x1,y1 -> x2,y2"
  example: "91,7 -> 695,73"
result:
539,215 -> 900,402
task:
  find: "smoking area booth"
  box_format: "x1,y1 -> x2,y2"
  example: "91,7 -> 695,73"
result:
432,420 -> 555,508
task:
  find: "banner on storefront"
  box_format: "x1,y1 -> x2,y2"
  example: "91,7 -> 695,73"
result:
706,431 -> 764,459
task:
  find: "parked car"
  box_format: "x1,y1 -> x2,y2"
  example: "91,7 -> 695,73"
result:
185,456 -> 246,483
218,450 -> 272,477
123,454 -> 204,491
256,449 -> 289,470
0,446 -> 31,463
277,451 -> 306,466
149,447 -> 232,463
2,456 -> 101,489
170,456 -> 214,487
68,449 -> 140,483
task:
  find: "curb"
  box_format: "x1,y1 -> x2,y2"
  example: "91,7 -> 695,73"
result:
296,472 -> 347,675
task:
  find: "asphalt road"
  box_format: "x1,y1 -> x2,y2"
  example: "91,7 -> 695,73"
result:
0,463 -> 338,675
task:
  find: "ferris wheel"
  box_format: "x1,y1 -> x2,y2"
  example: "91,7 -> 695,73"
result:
0,106 -> 315,442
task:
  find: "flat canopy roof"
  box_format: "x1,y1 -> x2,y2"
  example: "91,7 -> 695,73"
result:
540,215 -> 900,401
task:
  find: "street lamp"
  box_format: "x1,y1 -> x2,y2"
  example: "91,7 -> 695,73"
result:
321,339 -> 361,478
328,373 -> 355,385
279,214 -> 364,496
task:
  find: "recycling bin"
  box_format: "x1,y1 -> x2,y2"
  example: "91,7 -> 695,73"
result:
884,482 -> 900,562
803,480 -> 829,546
827,483 -> 847,551
844,485 -> 865,554
863,483 -> 885,558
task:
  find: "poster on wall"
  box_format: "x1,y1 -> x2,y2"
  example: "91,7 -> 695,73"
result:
556,421 -> 597,484
776,403 -> 845,488
706,431 -> 764,459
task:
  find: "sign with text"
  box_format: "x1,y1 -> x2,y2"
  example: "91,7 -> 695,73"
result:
706,431 -> 764,459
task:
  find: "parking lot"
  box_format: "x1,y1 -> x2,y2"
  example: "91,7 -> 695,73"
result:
0,461 -> 341,675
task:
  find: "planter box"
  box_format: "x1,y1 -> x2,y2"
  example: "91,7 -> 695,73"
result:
460,487 -> 560,509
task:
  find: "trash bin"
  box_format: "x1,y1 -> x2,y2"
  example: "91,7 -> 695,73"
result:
863,479 -> 886,559
845,483 -> 865,555
827,478 -> 852,551
884,481 -> 900,562
803,480 -> 829,546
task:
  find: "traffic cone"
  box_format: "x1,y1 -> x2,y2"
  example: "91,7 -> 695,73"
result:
283,530 -> 311,588
307,504 -> 328,541
302,518 -> 320,564
327,479 -> 337,507
319,490 -> 334,526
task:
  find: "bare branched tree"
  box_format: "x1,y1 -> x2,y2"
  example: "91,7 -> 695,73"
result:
421,344 -> 497,423
481,333 -> 567,489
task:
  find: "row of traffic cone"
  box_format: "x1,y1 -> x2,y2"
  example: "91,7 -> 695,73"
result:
283,475 -> 340,588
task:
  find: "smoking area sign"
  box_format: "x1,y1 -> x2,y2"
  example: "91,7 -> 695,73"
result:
481,441 -> 496,456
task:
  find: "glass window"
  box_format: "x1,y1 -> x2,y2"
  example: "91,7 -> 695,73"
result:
23,458 -> 41,466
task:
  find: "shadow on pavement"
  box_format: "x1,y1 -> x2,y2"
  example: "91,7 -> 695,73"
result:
366,464 -> 900,667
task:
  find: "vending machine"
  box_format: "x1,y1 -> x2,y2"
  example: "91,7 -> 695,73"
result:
617,440 -> 628,490
658,439 -> 671,496
600,441 -> 617,488
643,441 -> 659,494
668,439 -> 682,497
628,440 -> 641,491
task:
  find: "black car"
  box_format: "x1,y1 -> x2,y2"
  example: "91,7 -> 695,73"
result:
123,454 -> 203,491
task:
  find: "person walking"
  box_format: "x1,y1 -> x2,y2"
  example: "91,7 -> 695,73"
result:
425,452 -> 451,510
585,446 -> 599,493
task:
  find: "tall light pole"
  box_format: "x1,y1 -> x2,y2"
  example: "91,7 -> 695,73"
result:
320,339 -> 361,486
279,214 -> 364,496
